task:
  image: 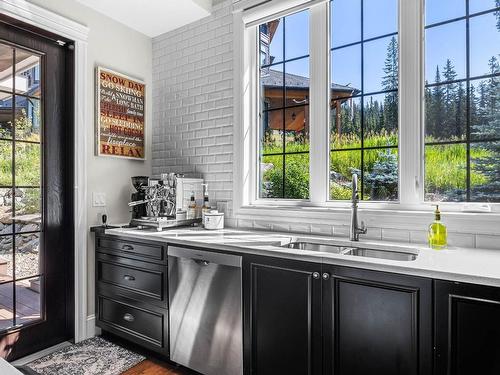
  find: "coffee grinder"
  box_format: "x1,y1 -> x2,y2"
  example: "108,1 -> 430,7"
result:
130,176 -> 148,221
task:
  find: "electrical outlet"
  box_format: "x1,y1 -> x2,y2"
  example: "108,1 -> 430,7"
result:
92,192 -> 106,207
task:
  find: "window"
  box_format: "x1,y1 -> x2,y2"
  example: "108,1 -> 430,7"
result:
329,0 -> 399,201
242,0 -> 500,208
259,10 -> 310,199
424,0 -> 500,202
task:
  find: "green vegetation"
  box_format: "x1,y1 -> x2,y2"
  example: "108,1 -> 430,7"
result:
261,135 -> 493,201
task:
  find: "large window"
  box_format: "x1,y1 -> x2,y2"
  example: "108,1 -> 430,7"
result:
424,0 -> 500,202
259,10 -> 310,199
248,0 -> 500,207
329,0 -> 399,201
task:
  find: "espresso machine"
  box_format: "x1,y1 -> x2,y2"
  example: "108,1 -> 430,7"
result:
128,173 -> 203,231
130,176 -> 149,220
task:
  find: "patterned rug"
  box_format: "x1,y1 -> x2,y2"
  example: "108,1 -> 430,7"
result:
22,336 -> 145,375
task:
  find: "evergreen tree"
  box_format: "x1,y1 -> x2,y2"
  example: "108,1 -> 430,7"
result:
472,56 -> 500,201
441,59 -> 461,138
381,37 -> 398,133
429,66 -> 446,139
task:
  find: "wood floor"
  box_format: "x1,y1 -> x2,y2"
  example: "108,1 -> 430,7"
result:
123,359 -> 193,375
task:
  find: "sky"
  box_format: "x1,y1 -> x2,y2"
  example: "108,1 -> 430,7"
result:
263,0 -> 500,93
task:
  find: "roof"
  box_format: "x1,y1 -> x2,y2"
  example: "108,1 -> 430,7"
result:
261,69 -> 359,94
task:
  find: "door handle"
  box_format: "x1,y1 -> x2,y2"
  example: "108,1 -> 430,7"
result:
123,313 -> 135,322
322,272 -> 330,280
123,275 -> 135,281
121,244 -> 134,251
312,272 -> 320,279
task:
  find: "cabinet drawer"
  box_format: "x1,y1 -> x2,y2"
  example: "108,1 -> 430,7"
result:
98,296 -> 165,348
97,259 -> 165,302
98,237 -> 164,261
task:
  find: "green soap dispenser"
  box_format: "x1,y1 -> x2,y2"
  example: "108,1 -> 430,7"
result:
428,205 -> 447,250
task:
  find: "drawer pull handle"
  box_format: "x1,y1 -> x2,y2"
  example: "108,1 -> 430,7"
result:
123,313 -> 135,322
121,244 -> 134,251
123,275 -> 135,281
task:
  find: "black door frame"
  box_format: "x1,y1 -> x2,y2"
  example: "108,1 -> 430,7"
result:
0,15 -> 75,360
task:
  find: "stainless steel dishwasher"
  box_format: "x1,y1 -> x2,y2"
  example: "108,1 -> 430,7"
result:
168,246 -> 242,375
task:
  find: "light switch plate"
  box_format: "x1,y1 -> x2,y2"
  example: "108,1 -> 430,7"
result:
92,192 -> 106,207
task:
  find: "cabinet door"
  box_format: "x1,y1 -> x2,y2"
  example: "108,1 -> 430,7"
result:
323,266 -> 432,375
243,255 -> 322,375
435,280 -> 500,375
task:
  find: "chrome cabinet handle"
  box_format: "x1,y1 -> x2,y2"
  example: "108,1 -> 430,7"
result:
121,244 -> 134,251
322,273 -> 330,280
123,313 -> 135,322
312,272 -> 320,279
123,275 -> 135,281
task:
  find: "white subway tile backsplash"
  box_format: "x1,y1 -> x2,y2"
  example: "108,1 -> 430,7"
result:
382,228 -> 410,243
410,230 -> 428,245
448,233 -> 475,249
476,235 -> 500,250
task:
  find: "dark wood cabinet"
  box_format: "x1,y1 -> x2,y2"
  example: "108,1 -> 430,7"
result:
435,280 -> 500,375
244,256 -> 433,375
322,266 -> 433,375
95,234 -> 168,356
243,255 -> 322,375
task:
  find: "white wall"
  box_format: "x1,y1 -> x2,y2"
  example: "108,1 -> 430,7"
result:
27,0 -> 153,316
152,0 -> 234,212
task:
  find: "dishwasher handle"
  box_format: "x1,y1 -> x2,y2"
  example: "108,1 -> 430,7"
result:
168,246 -> 242,268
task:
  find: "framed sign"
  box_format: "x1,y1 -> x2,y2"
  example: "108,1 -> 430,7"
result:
96,66 -> 146,159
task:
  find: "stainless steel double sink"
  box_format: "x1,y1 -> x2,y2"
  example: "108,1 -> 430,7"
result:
282,240 -> 418,261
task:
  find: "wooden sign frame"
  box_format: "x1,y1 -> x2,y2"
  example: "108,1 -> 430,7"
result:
95,66 -> 146,160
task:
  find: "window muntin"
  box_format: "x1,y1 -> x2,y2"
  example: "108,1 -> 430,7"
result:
0,44 -> 42,331
424,0 -> 500,202
329,0 -> 399,201
259,10 -> 311,199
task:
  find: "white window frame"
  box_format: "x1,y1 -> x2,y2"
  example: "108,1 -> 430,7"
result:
233,0 -> 500,220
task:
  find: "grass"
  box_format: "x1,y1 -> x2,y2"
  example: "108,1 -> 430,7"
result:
261,132 -> 493,200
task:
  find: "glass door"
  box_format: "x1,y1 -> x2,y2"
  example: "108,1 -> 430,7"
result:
0,42 -> 42,331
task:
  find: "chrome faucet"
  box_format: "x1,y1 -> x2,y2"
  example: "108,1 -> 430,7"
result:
350,174 -> 367,241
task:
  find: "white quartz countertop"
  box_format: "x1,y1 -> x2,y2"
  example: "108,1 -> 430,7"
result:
103,226 -> 500,288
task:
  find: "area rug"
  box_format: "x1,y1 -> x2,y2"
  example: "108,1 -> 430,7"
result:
22,336 -> 145,375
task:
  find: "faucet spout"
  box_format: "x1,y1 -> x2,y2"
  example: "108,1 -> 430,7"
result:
349,174 -> 367,241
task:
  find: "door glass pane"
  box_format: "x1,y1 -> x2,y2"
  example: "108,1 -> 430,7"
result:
15,142 -> 41,187
15,49 -> 41,98
15,188 -> 41,232
16,277 -> 41,325
0,141 -> 12,186
15,97 -> 41,142
0,242 -> 13,283
0,188 -> 13,235
0,93 -> 13,139
0,282 -> 13,330
15,233 -> 40,279
0,45 -> 14,93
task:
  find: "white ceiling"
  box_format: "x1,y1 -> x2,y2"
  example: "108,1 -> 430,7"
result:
76,0 -> 212,37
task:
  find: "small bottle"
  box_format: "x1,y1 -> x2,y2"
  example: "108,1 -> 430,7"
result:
201,184 -> 210,227
187,191 -> 197,220
428,205 -> 447,250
